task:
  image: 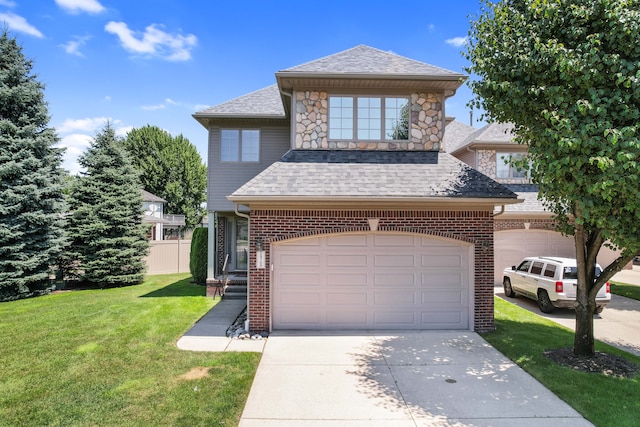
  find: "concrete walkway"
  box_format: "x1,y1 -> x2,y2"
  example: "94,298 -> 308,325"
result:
239,331 -> 593,426
176,299 -> 265,353
611,267 -> 640,286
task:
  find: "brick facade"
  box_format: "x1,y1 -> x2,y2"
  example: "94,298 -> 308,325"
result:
494,218 -> 557,231
247,209 -> 496,333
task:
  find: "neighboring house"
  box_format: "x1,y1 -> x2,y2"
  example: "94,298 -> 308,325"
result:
193,45 -> 520,333
445,121 -> 619,282
141,189 -> 186,240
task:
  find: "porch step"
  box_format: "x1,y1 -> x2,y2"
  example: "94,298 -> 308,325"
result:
224,284 -> 247,300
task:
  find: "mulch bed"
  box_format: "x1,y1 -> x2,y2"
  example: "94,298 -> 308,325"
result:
544,348 -> 639,378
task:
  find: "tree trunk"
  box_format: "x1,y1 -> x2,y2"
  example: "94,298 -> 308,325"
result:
573,300 -> 596,356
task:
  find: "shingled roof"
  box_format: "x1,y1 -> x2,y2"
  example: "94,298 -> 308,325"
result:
193,84 -> 285,123
280,45 -> 464,77
228,150 -> 519,205
450,122 -> 519,154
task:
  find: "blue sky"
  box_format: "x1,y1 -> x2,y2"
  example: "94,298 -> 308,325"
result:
2,0 -> 485,174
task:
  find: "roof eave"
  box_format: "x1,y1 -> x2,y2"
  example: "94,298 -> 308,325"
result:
227,195 -> 522,209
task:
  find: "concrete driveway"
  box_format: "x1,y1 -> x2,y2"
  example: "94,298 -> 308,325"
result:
239,331 -> 592,426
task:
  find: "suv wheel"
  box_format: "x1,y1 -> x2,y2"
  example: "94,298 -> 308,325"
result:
537,289 -> 555,313
503,278 -> 516,298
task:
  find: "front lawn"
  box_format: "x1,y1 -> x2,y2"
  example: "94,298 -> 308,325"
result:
610,282 -> 640,301
482,297 -> 640,427
0,274 -> 261,426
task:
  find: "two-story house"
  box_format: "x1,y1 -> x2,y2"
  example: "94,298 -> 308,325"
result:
445,121 -> 619,282
193,45 -> 520,333
141,189 -> 186,240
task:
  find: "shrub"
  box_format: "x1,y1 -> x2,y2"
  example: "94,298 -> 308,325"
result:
190,227 -> 208,284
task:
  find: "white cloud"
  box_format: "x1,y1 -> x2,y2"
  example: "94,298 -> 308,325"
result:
427,24 -> 435,32
0,12 -> 43,38
0,0 -> 17,7
56,133 -> 92,175
57,117 -> 111,134
104,21 -> 197,61
59,35 -> 91,57
103,95 -> 111,102
446,36 -> 468,47
165,98 -> 177,105
56,117 -> 131,174
141,103 -> 166,111
55,0 -> 105,14
193,104 -> 210,112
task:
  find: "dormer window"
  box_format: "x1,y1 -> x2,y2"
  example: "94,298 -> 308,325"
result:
329,96 -> 409,141
497,153 -> 528,179
221,129 -> 260,162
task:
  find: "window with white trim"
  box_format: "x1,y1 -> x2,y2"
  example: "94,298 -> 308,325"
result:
329,96 -> 409,141
221,129 -> 260,162
497,153 -> 528,178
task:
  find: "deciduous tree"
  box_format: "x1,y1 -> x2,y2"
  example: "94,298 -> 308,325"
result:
0,30 -> 66,300
124,126 -> 206,230
465,0 -> 640,355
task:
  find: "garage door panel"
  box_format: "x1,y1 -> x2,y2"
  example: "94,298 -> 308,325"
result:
422,311 -> 465,325
273,233 -> 471,330
326,273 -> 368,286
327,254 -> 368,267
326,311 -> 368,325
374,291 -> 416,305
278,292 -> 321,305
279,253 -> 321,267
422,254 -> 464,268
374,273 -> 415,286
375,254 -> 416,267
279,272 -> 321,286
421,290 -> 466,304
326,292 -> 368,305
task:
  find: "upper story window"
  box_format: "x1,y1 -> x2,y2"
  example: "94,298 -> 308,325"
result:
221,129 -> 260,162
329,96 -> 409,141
497,153 -> 528,179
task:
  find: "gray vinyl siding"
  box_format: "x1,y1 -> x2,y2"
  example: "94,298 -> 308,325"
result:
455,149 -> 476,168
208,125 -> 290,211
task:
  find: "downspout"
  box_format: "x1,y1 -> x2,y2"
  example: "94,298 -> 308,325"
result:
234,203 -> 251,331
493,205 -> 506,217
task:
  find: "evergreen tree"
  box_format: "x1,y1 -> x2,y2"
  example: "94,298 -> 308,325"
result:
124,125 -> 206,230
66,123 -> 149,286
0,30 -> 66,301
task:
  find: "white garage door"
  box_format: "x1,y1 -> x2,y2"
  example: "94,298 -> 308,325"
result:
272,233 -> 472,330
494,230 -> 574,283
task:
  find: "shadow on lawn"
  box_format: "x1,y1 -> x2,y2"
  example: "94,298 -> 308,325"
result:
141,278 -> 206,298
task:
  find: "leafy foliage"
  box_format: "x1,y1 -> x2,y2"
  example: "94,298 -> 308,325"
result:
65,123 -> 149,286
0,30 -> 66,301
465,0 -> 640,355
190,227 -> 208,284
124,125 -> 207,230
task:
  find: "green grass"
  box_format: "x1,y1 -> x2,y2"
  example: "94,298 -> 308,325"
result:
610,282 -> 640,301
0,274 -> 261,427
482,297 -> 640,427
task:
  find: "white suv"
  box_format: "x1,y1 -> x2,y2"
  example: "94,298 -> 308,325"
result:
502,256 -> 611,313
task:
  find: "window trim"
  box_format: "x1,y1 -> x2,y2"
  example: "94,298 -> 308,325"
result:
328,95 -> 409,142
220,129 -> 260,163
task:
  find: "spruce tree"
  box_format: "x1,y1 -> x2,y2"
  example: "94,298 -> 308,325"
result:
66,123 -> 149,286
0,30 -> 66,300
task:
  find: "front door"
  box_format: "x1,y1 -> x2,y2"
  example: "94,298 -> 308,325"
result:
226,216 -> 248,272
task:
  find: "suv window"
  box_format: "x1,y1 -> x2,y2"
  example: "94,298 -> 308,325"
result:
530,261 -> 544,275
517,260 -> 532,272
543,264 -> 557,278
562,265 -> 603,280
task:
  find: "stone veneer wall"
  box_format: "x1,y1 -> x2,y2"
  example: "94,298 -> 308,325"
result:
247,209 -> 495,333
294,91 -> 444,150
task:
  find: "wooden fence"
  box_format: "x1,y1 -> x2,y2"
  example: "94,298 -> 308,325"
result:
146,240 -> 191,275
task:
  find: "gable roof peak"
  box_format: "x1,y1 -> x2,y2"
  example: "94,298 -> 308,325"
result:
279,44 -> 464,77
